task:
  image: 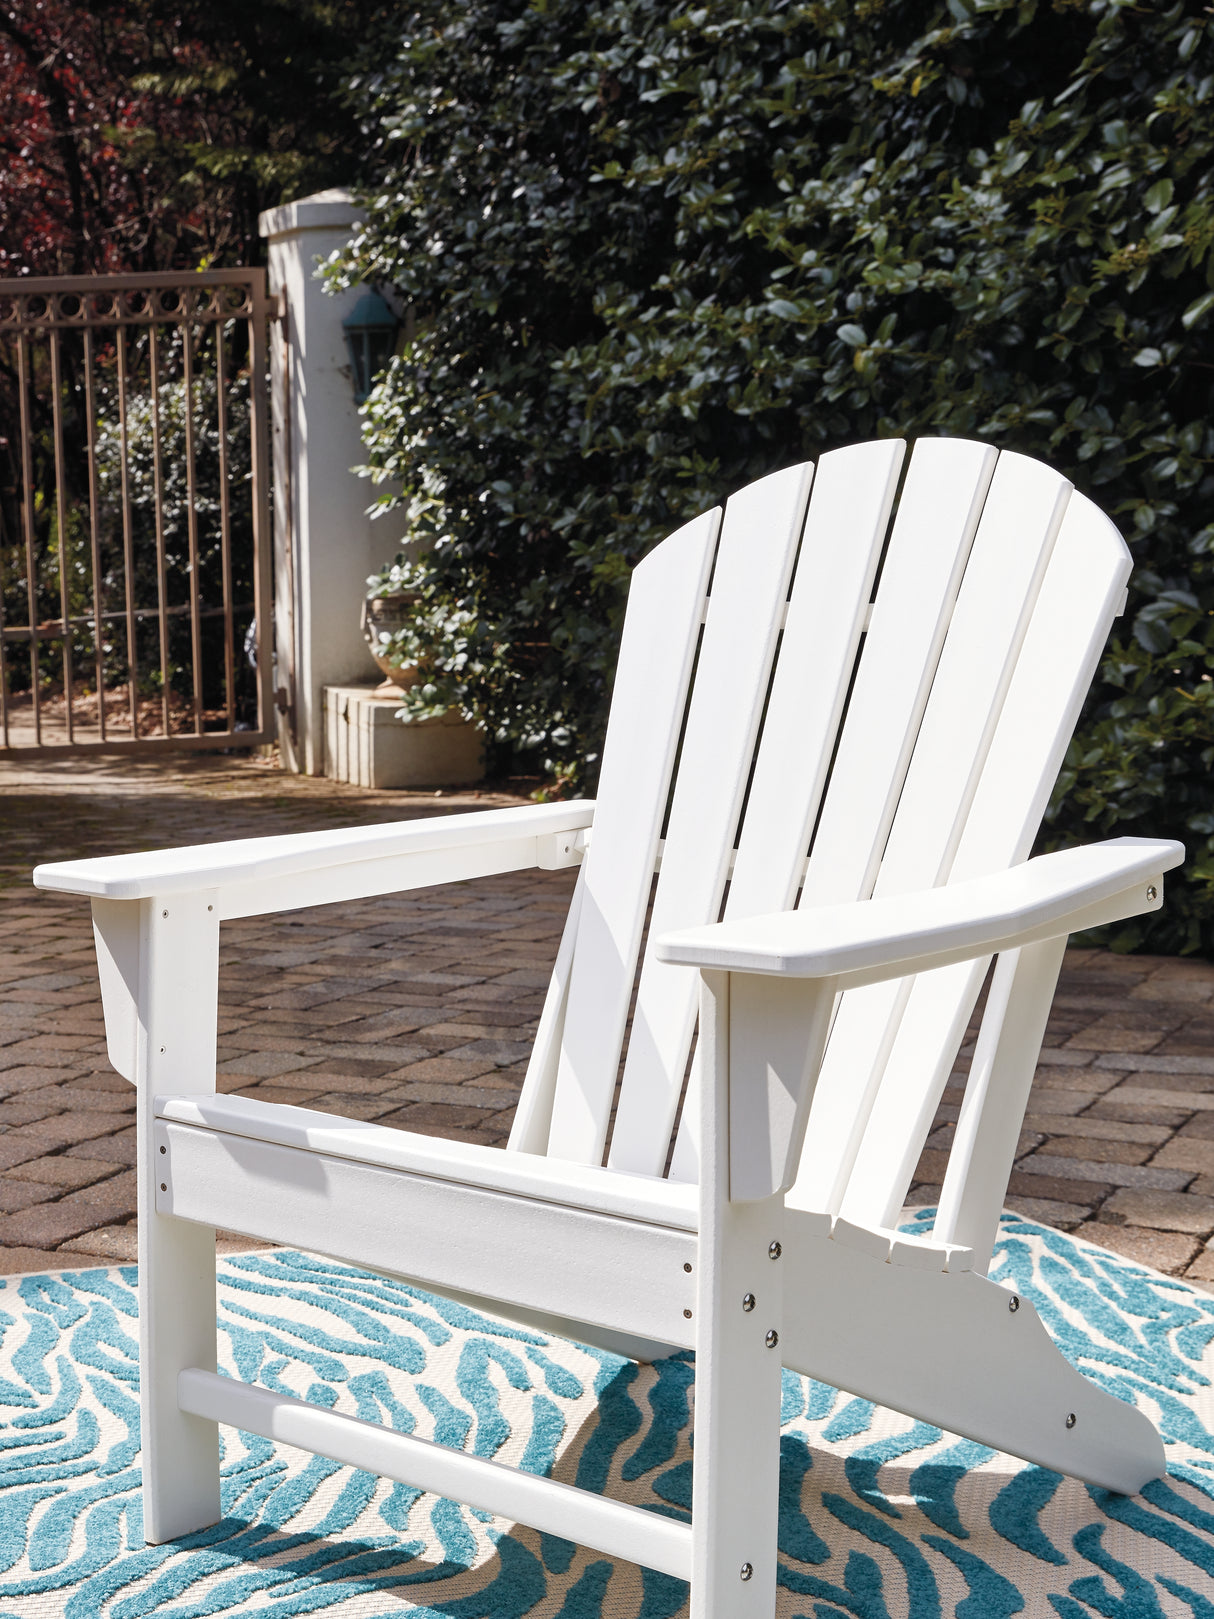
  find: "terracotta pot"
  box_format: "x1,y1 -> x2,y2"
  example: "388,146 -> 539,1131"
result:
361,593 -> 424,688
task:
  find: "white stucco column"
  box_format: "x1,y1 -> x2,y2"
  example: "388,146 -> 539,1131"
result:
259,188 -> 393,774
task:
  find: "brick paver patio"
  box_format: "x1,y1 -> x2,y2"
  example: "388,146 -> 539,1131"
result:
1,751 -> 1212,1294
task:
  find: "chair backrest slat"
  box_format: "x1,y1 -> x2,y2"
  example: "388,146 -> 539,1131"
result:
508,864 -> 586,1155
543,509 -> 718,1164
606,464 -> 812,1175
950,489 -> 1129,884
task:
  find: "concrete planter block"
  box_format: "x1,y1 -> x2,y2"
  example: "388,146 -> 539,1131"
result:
324,685 -> 483,789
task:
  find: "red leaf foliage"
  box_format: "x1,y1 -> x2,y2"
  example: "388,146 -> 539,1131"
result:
0,0 -> 374,275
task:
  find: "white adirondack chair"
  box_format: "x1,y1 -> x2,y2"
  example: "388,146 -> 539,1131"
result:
35,437 -> 1182,1619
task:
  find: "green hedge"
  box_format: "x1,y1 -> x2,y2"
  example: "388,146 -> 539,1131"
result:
334,0 -> 1214,953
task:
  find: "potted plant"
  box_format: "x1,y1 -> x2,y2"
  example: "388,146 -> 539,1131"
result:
361,557 -> 424,691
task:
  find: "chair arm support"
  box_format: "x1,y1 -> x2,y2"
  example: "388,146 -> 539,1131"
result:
33,800 -> 595,919
657,837 -> 1183,994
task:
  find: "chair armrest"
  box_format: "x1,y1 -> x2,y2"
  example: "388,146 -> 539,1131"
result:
33,799 -> 595,919
656,837 -> 1183,992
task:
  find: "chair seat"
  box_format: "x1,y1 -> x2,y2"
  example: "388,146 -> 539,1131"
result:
154,1093 -> 700,1232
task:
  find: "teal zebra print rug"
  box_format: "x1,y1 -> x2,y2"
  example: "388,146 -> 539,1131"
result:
2,1213 -> 1212,1619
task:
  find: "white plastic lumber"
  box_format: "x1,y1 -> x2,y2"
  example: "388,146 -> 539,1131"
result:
547,508 -> 718,1164
832,478 -> 1134,1227
609,463 -> 813,1177
691,970 -> 785,1619
32,799 -> 595,902
656,837 -> 1182,982
834,958 -> 988,1226
950,488 -> 1133,884
831,1216 -> 973,1273
786,981 -> 909,1215
874,449 -> 1073,898
157,1120 -> 696,1346
219,839 -> 583,922
934,936 -> 1070,1267
798,438 -> 998,910
136,894 -> 224,1544
887,1230 -> 974,1274
508,864 -> 586,1155
726,441 -> 904,921
780,1211 -> 1165,1494
792,447 -> 1066,1216
726,973 -> 835,1201
668,440 -> 903,1184
155,1092 -> 697,1230
178,1369 -> 692,1582
91,898 -> 141,1083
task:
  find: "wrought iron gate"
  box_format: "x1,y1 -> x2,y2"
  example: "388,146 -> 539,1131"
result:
0,268 -> 274,754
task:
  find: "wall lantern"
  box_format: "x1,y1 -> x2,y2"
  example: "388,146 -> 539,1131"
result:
342,290 -> 400,404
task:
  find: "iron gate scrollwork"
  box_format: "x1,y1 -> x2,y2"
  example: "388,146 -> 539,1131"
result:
0,268 -> 274,754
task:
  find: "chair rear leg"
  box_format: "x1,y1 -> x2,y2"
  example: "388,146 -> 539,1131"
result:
135,895 -> 223,1543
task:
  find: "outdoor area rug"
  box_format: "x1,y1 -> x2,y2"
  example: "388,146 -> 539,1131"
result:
1,1212 -> 1212,1619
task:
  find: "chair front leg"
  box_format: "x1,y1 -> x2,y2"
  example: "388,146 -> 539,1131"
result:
692,970 -> 786,1619
135,892 -> 223,1543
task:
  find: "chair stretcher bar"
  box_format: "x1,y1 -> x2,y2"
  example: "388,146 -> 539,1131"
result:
178,1368 -> 692,1581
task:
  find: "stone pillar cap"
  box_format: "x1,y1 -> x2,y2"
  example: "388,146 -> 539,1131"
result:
259,188 -> 361,241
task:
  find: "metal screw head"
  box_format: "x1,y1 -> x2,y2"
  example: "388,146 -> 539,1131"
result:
765,1329 -> 779,1349
159,1145 -> 166,1155
739,1563 -> 753,1582
742,1293 -> 756,1313
1065,1412 -> 1077,1429
683,1308 -> 692,1319
683,1262 -> 692,1273
768,1241 -> 782,1261
1146,885 -> 1158,902
1008,1294 -> 1020,1313
159,1182 -> 167,1192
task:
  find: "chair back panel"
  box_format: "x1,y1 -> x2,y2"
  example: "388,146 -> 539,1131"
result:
518,438 -> 1131,1206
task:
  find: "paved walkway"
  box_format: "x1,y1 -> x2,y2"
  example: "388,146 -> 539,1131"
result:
1,752 -> 1212,1294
